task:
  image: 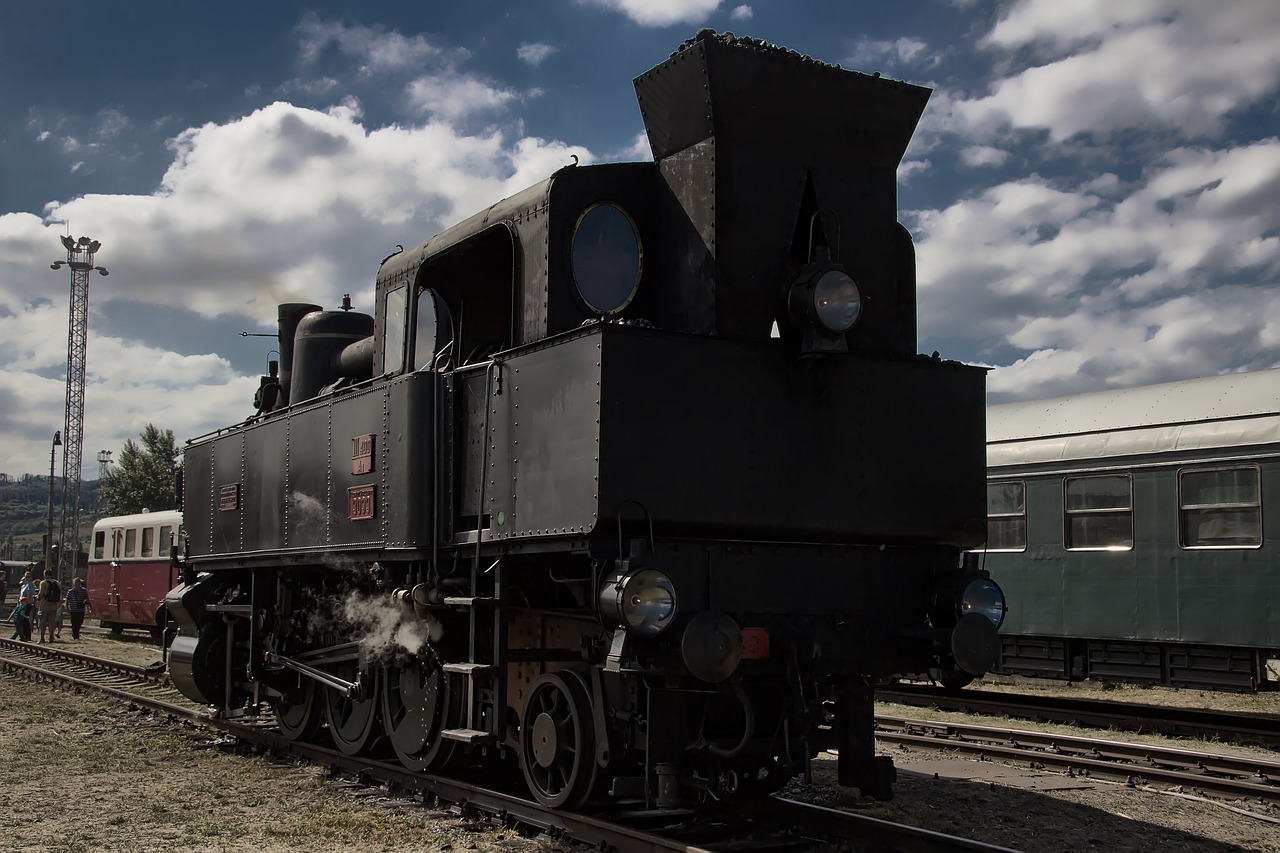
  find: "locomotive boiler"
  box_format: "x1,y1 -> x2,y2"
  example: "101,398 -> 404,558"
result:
166,32 -> 1001,808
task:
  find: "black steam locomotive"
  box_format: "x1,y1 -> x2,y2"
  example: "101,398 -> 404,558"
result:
166,32 -> 1001,808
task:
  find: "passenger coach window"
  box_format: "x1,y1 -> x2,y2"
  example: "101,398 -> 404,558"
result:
93,531 -> 105,560
985,481 -> 1026,551
159,525 -> 173,554
124,528 -> 137,558
1064,474 -> 1133,550
141,527 -> 155,557
382,286 -> 408,374
1179,466 -> 1262,548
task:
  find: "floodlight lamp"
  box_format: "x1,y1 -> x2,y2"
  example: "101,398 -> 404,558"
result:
88,240 -> 101,253
78,236 -> 90,245
95,267 -> 109,276
50,263 -> 61,270
61,235 -> 76,251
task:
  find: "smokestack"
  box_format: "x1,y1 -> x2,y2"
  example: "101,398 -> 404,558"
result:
276,303 -> 322,409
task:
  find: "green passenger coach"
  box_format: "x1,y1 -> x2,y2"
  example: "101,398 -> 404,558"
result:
982,368 -> 1280,691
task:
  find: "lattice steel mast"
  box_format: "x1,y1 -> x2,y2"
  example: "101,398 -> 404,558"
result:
50,235 -> 108,580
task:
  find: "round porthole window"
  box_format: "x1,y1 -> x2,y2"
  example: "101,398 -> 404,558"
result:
571,202 -> 642,315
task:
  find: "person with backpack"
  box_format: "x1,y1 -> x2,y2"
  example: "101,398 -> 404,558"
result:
37,568 -> 62,643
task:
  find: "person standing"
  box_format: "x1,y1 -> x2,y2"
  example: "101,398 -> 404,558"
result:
19,570 -> 37,608
37,568 -> 62,643
64,577 -> 91,640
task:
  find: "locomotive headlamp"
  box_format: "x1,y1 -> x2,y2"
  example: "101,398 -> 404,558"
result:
959,578 -> 1007,628
811,270 -> 863,332
599,568 -> 677,637
788,264 -> 864,353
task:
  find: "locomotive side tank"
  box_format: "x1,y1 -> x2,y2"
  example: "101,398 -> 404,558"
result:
167,32 -> 999,808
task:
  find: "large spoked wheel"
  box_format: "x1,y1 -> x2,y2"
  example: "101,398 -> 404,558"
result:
520,671 -> 597,809
323,663 -> 380,755
274,680 -> 322,742
382,654 -> 459,771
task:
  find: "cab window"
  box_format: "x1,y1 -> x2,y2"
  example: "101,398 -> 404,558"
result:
382,285 -> 408,374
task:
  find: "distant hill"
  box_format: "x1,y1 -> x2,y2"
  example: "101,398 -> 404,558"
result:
0,474 -> 100,561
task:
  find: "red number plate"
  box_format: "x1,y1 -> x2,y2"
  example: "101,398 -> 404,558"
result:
348,485 -> 376,520
740,628 -> 769,660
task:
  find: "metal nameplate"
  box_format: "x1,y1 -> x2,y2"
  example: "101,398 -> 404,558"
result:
352,433 -> 374,475
348,485 -> 376,520
219,483 -> 239,511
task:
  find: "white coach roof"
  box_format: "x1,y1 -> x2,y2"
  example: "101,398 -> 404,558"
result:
987,368 -> 1280,468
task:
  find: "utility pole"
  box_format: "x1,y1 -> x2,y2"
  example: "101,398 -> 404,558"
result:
50,236 -> 109,583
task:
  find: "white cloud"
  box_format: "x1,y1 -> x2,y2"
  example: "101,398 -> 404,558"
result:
296,14 -> 452,74
578,0 -> 722,27
729,5 -> 752,20
517,43 -> 558,66
846,36 -> 933,71
912,137 -> 1280,397
0,99 -> 594,475
958,0 -> 1280,140
960,145 -> 1009,168
405,71 -> 519,120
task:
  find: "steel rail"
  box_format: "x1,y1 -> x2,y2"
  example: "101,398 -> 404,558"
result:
877,715 -> 1280,802
877,686 -> 1280,749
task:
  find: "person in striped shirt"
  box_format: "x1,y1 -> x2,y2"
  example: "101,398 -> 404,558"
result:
64,577 -> 91,640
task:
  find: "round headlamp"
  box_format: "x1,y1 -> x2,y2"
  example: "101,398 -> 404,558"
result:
598,569 -> 677,637
812,270 -> 862,332
959,578 -> 1006,628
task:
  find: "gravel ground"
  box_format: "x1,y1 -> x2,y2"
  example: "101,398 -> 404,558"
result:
5,630 -> 1280,852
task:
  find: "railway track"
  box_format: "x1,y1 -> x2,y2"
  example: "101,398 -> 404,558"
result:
877,685 -> 1280,749
0,639 -> 1017,853
876,715 -> 1280,804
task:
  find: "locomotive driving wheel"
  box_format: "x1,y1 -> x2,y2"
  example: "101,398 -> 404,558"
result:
323,662 -> 381,755
381,653 -> 459,771
519,671 -> 598,809
273,680 -> 321,741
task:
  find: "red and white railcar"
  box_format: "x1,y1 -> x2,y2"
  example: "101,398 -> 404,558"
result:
88,510 -> 181,637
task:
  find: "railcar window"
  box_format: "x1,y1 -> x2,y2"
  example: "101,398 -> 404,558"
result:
141,527 -> 155,558
159,525 -> 173,554
571,202 -> 642,315
985,481 -> 1026,551
382,286 -> 408,374
1064,474 -> 1133,551
124,528 -> 137,558
93,531 -> 105,560
1179,466 -> 1262,548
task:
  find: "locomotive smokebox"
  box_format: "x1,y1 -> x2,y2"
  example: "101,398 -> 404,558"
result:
634,32 -> 930,352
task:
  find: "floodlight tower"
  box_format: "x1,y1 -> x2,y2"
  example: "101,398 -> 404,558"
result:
50,235 -> 108,581
97,449 -> 113,516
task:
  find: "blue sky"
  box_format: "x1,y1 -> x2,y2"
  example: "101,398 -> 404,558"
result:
2,0 -> 1278,477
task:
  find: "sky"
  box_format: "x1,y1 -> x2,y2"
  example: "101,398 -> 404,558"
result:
1,0 -> 1278,478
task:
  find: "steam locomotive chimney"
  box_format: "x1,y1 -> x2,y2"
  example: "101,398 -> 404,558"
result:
634,32 -> 930,352
276,302 -> 322,409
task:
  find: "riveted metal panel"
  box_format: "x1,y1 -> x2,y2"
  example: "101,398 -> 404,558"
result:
182,439 -> 215,557
595,323 -> 985,546
286,399 -> 332,549
210,431 -> 246,555
243,416 -> 288,551
381,373 -> 435,547
485,333 -> 603,539
329,384 -> 388,547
